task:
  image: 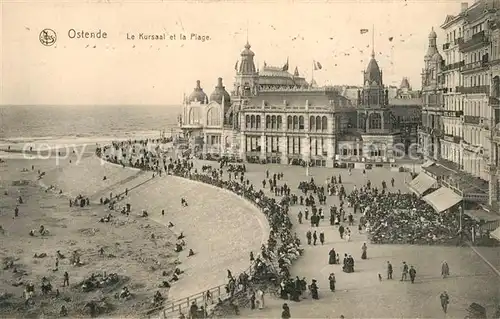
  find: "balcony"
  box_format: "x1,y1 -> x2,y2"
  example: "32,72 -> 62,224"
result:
460,59 -> 488,74
443,43 -> 450,50
459,31 -> 489,52
442,60 -> 465,72
464,115 -> 480,125
442,110 -> 463,117
457,85 -> 490,95
455,37 -> 464,46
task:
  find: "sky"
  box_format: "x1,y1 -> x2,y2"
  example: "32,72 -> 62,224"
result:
1,0 -> 465,106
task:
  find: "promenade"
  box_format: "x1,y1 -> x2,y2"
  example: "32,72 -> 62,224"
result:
193,160 -> 500,318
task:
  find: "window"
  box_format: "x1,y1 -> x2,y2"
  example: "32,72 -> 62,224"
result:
321,116 -> 328,131
266,115 -> 271,129
315,116 -> 321,131
188,107 -> 201,125
287,116 -> 293,130
368,113 -> 382,130
293,116 -> 298,130
256,115 -> 261,129
250,115 -> 255,129
271,115 -> 276,129
310,116 -> 315,131
206,107 -> 221,126
246,115 -> 250,129
299,116 -> 304,130
277,116 -> 282,129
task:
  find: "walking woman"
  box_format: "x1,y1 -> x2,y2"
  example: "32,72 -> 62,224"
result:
361,243 -> 368,260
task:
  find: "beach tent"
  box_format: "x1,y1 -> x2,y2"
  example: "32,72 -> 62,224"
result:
491,227 -> 500,241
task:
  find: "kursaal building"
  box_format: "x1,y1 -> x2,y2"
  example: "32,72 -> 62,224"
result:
178,41 -> 421,167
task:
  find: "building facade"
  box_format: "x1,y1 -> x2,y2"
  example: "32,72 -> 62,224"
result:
414,0 -> 500,227
179,42 -> 421,167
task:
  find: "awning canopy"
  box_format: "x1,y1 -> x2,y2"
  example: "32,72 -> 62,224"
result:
408,173 -> 436,196
423,187 -> 463,213
421,160 -> 435,168
464,209 -> 500,223
491,227 -> 500,241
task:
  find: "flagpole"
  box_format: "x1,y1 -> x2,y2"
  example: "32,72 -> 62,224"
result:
312,60 -> 314,85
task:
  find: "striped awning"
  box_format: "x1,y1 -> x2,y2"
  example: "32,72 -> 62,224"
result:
407,173 -> 437,196
423,187 -> 463,213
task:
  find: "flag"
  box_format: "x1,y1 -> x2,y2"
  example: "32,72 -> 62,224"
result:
360,29 -> 369,34
315,61 -> 322,70
234,61 -> 239,71
282,58 -> 289,71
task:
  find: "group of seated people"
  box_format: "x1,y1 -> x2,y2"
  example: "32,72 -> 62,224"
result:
347,184 -> 477,245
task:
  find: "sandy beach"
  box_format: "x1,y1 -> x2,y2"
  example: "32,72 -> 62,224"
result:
0,145 -> 269,318
0,154 -> 179,318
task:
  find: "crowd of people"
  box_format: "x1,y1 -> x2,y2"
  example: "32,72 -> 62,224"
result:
345,184 -> 477,245
96,139 -> 495,319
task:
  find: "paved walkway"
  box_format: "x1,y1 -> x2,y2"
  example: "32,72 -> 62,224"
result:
194,161 -> 500,318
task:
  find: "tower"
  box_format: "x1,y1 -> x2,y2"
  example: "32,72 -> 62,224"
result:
420,28 -> 444,160
234,41 -> 259,98
357,49 -> 393,133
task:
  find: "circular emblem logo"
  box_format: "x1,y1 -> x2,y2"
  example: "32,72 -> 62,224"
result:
39,29 -> 57,46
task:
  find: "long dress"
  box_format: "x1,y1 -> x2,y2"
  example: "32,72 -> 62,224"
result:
361,245 -> 367,260
328,276 -> 336,291
441,263 -> 449,277
328,249 -> 336,264
256,290 -> 264,309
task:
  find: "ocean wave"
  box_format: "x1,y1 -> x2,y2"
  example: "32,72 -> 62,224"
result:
0,129 -> 180,146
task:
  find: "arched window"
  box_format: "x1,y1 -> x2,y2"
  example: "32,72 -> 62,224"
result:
310,116 -> 315,131
188,107 -> 200,124
256,115 -> 261,129
299,116 -> 304,130
250,115 -> 255,129
277,116 -> 282,129
293,116 -> 298,130
266,115 -> 271,129
246,115 -> 250,129
315,116 -> 321,131
206,107 -> 221,126
358,113 -> 366,130
271,115 -> 277,129
287,116 -> 293,130
321,116 -> 328,131
369,113 -> 382,130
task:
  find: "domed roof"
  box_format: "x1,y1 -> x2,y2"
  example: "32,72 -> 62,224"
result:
432,52 -> 443,62
428,27 -> 437,39
210,77 -> 231,106
188,80 -> 208,104
241,42 -> 255,57
365,53 -> 382,85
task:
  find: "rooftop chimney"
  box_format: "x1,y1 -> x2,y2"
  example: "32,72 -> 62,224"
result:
461,2 -> 468,12
196,80 -> 201,88
217,77 -> 223,88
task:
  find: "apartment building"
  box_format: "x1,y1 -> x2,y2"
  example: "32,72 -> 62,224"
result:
441,4 -> 466,167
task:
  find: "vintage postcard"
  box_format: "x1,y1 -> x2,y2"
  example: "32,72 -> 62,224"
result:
1,0 -> 500,318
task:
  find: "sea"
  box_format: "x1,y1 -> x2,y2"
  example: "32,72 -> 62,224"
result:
0,105 -> 181,158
